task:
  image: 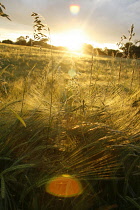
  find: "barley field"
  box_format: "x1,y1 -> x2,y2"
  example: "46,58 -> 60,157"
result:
0,43 -> 140,210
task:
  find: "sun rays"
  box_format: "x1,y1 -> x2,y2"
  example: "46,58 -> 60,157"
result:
51,29 -> 89,52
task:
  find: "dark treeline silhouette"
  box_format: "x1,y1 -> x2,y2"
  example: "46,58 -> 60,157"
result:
83,42 -> 140,58
1,36 -> 47,47
1,36 -> 140,58
120,42 -> 140,58
1,36 -> 67,51
83,43 -> 123,57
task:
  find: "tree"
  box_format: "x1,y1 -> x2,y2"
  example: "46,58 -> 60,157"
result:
130,44 -> 140,58
26,38 -> 34,46
121,42 -> 134,57
15,36 -> 27,45
119,40 -> 140,59
38,38 -> 49,47
83,43 -> 93,54
2,39 -> 13,44
117,24 -> 136,58
0,3 -> 11,20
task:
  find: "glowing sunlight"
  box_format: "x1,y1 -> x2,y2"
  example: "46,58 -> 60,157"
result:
51,29 -> 89,51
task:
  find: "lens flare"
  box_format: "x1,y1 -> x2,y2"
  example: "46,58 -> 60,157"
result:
70,4 -> 80,15
45,174 -> 83,197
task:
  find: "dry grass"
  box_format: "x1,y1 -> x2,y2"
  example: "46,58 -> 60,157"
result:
0,43 -> 140,210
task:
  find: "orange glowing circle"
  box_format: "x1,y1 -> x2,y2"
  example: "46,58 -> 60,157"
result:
45,174 -> 83,197
70,4 -> 80,15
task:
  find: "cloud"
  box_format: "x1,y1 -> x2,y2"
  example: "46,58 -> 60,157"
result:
1,0 -> 140,45
82,0 -> 140,43
127,0 -> 140,15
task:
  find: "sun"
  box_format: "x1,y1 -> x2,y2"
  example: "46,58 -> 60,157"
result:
52,29 -> 88,52
64,29 -> 86,51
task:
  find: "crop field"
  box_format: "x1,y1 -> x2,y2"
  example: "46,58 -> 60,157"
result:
0,43 -> 140,210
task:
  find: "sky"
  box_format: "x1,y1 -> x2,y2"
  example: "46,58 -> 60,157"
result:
0,0 -> 140,50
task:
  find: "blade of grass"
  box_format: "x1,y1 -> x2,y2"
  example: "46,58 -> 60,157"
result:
1,175 -> 5,199
0,164 -> 35,176
125,196 -> 140,209
124,156 -> 139,196
0,65 -> 10,77
10,108 -> 26,127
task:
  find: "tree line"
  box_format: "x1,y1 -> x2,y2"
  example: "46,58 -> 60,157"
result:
0,36 -> 68,51
1,36 -> 48,47
1,37 -> 140,58
82,42 -> 140,58
1,3 -> 140,58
